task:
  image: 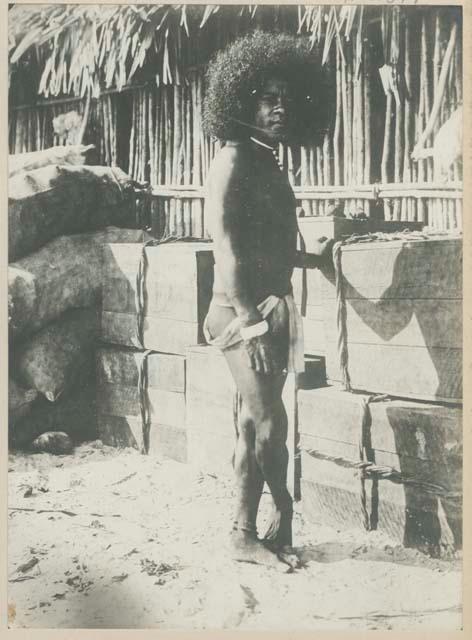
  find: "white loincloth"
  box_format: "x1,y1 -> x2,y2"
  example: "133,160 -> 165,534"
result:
203,293 -> 305,373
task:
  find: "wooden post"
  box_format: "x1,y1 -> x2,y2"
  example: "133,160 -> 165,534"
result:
282,373 -> 298,501
421,17 -> 434,182
334,44 -> 342,186
382,91 -> 393,221
300,145 -> 311,216
316,147 -> 324,214
191,71 -> 204,238
393,83 -> 403,221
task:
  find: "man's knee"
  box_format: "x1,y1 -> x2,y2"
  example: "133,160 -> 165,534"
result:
246,396 -> 286,426
255,412 -> 287,451
259,400 -> 287,436
238,409 -> 255,442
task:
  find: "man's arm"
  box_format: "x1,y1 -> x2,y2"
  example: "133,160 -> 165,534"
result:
206,147 -> 262,327
206,147 -> 281,375
294,237 -> 334,270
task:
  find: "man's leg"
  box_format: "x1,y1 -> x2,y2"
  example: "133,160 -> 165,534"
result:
258,397 -> 294,550
232,405 -> 264,535
206,303 -> 295,567
223,344 -> 295,559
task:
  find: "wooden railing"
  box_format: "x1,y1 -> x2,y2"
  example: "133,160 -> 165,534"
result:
145,182 -> 463,238
150,182 -> 463,200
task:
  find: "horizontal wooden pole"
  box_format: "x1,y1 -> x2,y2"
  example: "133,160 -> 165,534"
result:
11,95 -> 85,111
376,181 -> 463,191
150,182 -> 463,201
296,193 -> 375,200
10,83 -> 150,111
150,187 -> 204,198
379,189 -> 462,199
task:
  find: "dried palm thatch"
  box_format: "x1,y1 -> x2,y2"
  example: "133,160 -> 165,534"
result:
8,5 -> 463,233
9,4 -> 300,99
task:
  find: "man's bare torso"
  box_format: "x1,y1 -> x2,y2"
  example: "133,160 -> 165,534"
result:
206,140 -> 298,307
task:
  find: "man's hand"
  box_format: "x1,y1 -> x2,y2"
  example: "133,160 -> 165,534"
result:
243,333 -> 282,375
312,236 -> 335,263
295,236 -> 335,270
315,237 -> 336,283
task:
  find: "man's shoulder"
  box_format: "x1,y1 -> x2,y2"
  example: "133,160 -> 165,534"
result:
208,141 -> 252,182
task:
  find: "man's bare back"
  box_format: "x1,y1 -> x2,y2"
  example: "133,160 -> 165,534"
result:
206,140 -> 298,308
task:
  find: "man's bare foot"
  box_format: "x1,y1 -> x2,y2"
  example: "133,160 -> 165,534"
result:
230,529 -> 293,571
276,545 -> 302,569
263,503 -> 293,548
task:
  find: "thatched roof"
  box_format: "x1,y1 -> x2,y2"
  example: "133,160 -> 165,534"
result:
9,4 -> 458,105
8,4 -> 369,100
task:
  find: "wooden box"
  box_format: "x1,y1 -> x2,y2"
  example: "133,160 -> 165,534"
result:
292,268 -> 326,356
296,356 -> 326,390
185,345 -> 237,475
297,216 -> 371,247
294,217 -> 369,357
298,386 -> 462,551
322,237 -> 462,402
96,346 -> 187,462
101,242 -> 214,355
297,215 -> 424,247
294,217 -> 423,358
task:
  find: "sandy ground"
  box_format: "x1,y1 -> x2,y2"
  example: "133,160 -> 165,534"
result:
7,441 -> 462,631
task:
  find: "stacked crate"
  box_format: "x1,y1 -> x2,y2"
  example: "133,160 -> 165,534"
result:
321,236 -> 462,401
100,241 -> 214,354
293,217 -> 374,357
96,347 -> 187,460
185,345 -> 238,475
293,216 -> 423,359
96,237 -> 325,481
298,387 -> 462,552
97,241 -> 214,463
295,217 -> 462,553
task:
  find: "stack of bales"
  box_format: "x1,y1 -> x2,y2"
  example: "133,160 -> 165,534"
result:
8,145 -> 148,449
96,239 -> 217,466
294,215 -> 463,555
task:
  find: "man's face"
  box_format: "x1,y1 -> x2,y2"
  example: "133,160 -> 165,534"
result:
252,77 -> 292,145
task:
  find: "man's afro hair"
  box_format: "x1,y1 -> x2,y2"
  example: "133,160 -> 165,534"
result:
202,30 -> 332,144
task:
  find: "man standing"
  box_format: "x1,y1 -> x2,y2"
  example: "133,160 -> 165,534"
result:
203,31 -> 332,569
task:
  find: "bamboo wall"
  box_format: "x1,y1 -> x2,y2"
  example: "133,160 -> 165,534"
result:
377,10 -> 463,231
9,9 -> 462,235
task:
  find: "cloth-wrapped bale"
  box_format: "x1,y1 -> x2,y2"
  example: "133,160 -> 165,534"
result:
9,163 -> 137,261
31,432 -> 74,455
10,380 -> 97,449
13,308 -> 99,402
9,379 -> 38,423
8,144 -> 94,177
8,226 -> 148,339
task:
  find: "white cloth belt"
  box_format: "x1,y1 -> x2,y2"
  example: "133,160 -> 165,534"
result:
203,293 -> 305,373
